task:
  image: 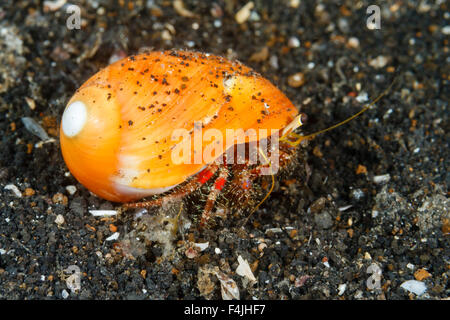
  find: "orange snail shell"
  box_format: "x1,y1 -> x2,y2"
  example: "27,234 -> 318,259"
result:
60,50 -> 301,202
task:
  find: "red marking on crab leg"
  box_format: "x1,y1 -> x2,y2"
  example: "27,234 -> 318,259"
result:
197,168 -> 215,184
200,166 -> 229,228
214,177 -> 226,191
123,163 -> 219,209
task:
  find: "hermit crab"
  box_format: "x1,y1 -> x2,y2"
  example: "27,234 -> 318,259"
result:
60,50 -> 389,227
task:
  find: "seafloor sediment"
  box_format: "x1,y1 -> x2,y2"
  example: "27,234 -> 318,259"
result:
0,0 -> 448,299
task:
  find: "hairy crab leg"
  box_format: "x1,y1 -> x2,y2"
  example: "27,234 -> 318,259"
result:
200,165 -> 230,228
122,163 -> 220,209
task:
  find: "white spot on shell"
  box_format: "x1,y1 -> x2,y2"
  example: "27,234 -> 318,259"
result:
62,101 -> 87,137
200,113 -> 216,127
115,155 -> 144,185
223,76 -> 235,93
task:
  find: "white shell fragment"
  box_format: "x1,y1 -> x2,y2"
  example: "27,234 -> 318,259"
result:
21,117 -> 50,141
236,255 -> 256,282
216,271 -> 240,300
406,263 -> 415,270
64,266 -> 81,293
235,1 -> 254,24
356,92 -> 369,103
65,185 -> 77,195
43,0 -> 67,12
193,242 -> 209,252
25,97 -> 36,110
133,208 -> 148,220
61,289 -> 69,299
89,209 -> 118,217
289,0 -> 300,8
338,283 -> 347,296
4,184 -> 22,197
400,280 -> 427,296
55,214 -> 65,226
373,174 -> 391,184
105,232 -> 120,241
287,37 -> 300,48
265,227 -> 282,234
173,0 -> 196,18
442,26 -> 450,35
369,55 -> 389,69
338,205 -> 353,212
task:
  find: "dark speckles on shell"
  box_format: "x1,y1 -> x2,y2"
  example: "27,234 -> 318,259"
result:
61,50 -> 298,203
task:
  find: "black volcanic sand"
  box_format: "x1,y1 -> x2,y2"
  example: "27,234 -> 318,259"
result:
0,0 -> 448,299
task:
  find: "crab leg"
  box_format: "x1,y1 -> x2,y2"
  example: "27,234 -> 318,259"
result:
122,163 -> 219,209
200,165 -> 230,228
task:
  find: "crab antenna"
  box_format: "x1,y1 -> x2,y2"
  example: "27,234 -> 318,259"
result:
170,202 -> 183,236
281,78 -> 397,146
240,147 -> 275,228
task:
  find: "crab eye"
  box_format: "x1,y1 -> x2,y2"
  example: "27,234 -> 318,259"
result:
242,180 -> 252,190
299,113 -> 308,125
